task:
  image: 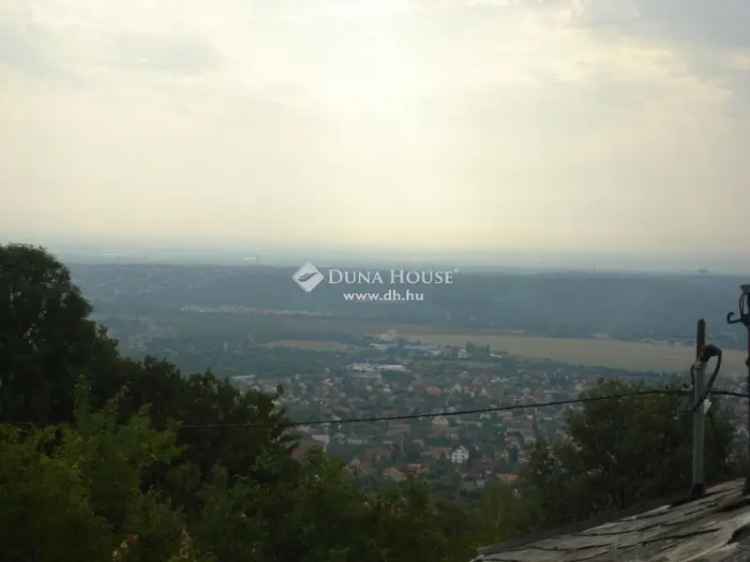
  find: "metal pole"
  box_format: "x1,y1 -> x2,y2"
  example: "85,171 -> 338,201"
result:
745,342 -> 750,495
743,324 -> 750,496
727,285 -> 750,495
691,319 -> 706,499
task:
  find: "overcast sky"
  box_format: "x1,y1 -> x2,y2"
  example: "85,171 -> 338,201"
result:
1,1 -> 749,270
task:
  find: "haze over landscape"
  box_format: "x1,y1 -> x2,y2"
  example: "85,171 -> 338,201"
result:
2,0 -> 750,272
6,2 -> 750,561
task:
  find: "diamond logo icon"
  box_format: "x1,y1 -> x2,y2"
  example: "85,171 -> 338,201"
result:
292,261 -> 325,293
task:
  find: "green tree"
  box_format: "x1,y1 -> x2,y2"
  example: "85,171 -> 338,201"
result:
0,425 -> 112,562
368,478 -> 476,562
0,244 -> 116,423
475,479 -> 533,545
0,380 -> 216,562
519,380 -> 736,528
172,373 -> 294,482
61,379 -> 186,562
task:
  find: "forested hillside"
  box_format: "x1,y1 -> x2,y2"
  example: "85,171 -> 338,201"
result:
69,262 -> 747,349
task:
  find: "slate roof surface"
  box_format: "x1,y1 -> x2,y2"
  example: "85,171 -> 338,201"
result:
473,479 -> 750,562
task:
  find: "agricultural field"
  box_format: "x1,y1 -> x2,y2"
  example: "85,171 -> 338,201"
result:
386,327 -> 748,377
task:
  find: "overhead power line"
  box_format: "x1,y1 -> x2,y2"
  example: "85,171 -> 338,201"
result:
7,389 -> 747,431
179,389 -> 702,430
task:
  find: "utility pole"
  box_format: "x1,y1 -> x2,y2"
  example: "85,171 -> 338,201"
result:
691,319 -> 707,499
689,319 -> 722,500
727,284 -> 750,495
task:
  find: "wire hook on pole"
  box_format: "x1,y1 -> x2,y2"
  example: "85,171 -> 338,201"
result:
727,284 -> 750,328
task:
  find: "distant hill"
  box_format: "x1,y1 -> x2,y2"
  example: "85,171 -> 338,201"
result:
69,263 -> 748,349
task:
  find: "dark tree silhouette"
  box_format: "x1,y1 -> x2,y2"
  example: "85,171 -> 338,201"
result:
0,244 -> 113,423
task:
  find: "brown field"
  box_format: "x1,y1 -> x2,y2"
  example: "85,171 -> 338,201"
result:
383,327 -> 748,377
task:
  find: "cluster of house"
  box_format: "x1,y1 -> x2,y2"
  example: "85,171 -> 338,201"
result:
230,340 -> 665,491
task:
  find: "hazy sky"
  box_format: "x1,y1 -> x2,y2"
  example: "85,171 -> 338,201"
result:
2,1 -> 749,270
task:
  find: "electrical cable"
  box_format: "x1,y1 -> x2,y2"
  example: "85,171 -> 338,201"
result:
178,389 -> 686,430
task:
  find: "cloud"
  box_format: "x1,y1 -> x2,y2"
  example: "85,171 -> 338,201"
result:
568,0 -> 640,26
1,0 -> 749,270
111,32 -> 222,75
632,0 -> 750,49
0,10 -> 223,89
0,19 -> 66,79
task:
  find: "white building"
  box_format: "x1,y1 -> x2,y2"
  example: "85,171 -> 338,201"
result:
311,434 -> 330,451
450,445 -> 470,465
432,415 -> 450,428
377,364 -> 409,373
349,362 -> 377,373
